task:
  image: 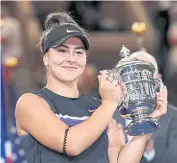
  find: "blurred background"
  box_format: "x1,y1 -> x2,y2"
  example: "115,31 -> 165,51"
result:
1,1 -> 177,163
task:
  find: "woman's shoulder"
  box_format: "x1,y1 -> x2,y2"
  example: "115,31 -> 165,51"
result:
17,88 -> 46,104
15,92 -> 51,135
17,92 -> 43,105
15,90 -> 50,116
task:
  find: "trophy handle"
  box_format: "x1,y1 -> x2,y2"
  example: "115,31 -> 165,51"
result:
154,78 -> 164,92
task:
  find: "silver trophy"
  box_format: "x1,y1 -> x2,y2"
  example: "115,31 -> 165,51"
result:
102,45 -> 164,136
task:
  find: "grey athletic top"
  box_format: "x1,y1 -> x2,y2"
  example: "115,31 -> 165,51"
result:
20,87 -> 109,163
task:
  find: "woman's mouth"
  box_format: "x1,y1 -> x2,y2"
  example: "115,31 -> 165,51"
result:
61,66 -> 77,70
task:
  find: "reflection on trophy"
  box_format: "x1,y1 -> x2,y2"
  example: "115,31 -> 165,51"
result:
102,45 -> 164,136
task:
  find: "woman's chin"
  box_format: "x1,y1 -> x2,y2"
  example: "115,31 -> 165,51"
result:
60,76 -> 79,83
62,79 -> 77,83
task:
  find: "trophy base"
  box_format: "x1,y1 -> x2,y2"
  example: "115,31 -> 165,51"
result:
125,117 -> 160,136
119,103 -> 157,118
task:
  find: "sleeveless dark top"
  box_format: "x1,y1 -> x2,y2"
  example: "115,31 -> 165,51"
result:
20,88 -> 109,163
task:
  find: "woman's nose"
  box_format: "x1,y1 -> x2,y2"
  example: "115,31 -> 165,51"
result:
67,51 -> 75,62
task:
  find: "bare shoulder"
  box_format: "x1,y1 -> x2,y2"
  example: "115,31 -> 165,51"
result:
15,93 -> 52,134
15,93 -> 68,152
16,93 -> 43,105
16,93 -> 49,113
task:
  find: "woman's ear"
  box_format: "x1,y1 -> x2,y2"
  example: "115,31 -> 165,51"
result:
43,53 -> 48,67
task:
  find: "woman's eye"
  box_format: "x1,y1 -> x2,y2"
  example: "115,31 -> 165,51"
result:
58,49 -> 67,53
76,51 -> 83,55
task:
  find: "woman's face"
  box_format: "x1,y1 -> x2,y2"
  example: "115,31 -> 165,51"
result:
43,37 -> 87,83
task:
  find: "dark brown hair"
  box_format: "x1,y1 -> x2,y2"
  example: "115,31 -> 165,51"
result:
39,12 -> 90,54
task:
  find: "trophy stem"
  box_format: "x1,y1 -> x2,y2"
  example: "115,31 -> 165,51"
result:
125,114 -> 160,136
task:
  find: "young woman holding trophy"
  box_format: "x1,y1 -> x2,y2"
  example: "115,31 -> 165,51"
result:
15,12 -> 168,163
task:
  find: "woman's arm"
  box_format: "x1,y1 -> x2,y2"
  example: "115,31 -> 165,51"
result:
16,93 -> 118,156
107,125 -> 149,163
16,74 -> 122,156
118,135 -> 148,163
108,87 -> 168,163
107,120 -> 125,163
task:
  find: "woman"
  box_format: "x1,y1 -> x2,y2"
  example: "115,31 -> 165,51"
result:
15,12 -> 168,163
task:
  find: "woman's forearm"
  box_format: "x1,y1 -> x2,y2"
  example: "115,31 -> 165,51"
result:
108,147 -> 122,163
68,102 -> 118,155
118,135 -> 148,163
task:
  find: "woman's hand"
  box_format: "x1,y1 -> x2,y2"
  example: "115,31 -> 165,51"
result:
150,86 -> 168,118
98,73 -> 122,106
107,119 -> 125,163
107,119 -> 125,151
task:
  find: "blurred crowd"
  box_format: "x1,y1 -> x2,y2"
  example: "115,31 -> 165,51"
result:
1,1 -> 177,163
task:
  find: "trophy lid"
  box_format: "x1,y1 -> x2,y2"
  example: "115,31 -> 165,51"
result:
119,45 -> 131,58
116,45 -> 155,73
116,45 -> 136,68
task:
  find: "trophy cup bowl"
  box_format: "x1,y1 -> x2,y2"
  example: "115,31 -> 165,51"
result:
102,45 -> 164,136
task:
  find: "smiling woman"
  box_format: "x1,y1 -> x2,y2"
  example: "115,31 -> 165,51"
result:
15,11 -> 168,163
15,12 -> 121,163
43,37 -> 87,83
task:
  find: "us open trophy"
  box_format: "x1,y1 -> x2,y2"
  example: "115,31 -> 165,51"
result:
102,45 -> 164,136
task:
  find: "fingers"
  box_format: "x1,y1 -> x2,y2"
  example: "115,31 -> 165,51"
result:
97,74 -> 108,86
156,92 -> 168,110
98,73 -> 122,104
150,101 -> 167,118
105,76 -> 117,86
150,110 -> 160,118
112,80 -> 119,87
150,86 -> 168,118
98,73 -> 119,87
157,101 -> 167,114
157,95 -> 166,102
162,86 -> 168,97
157,87 -> 168,98
107,119 -> 126,146
157,86 -> 168,98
